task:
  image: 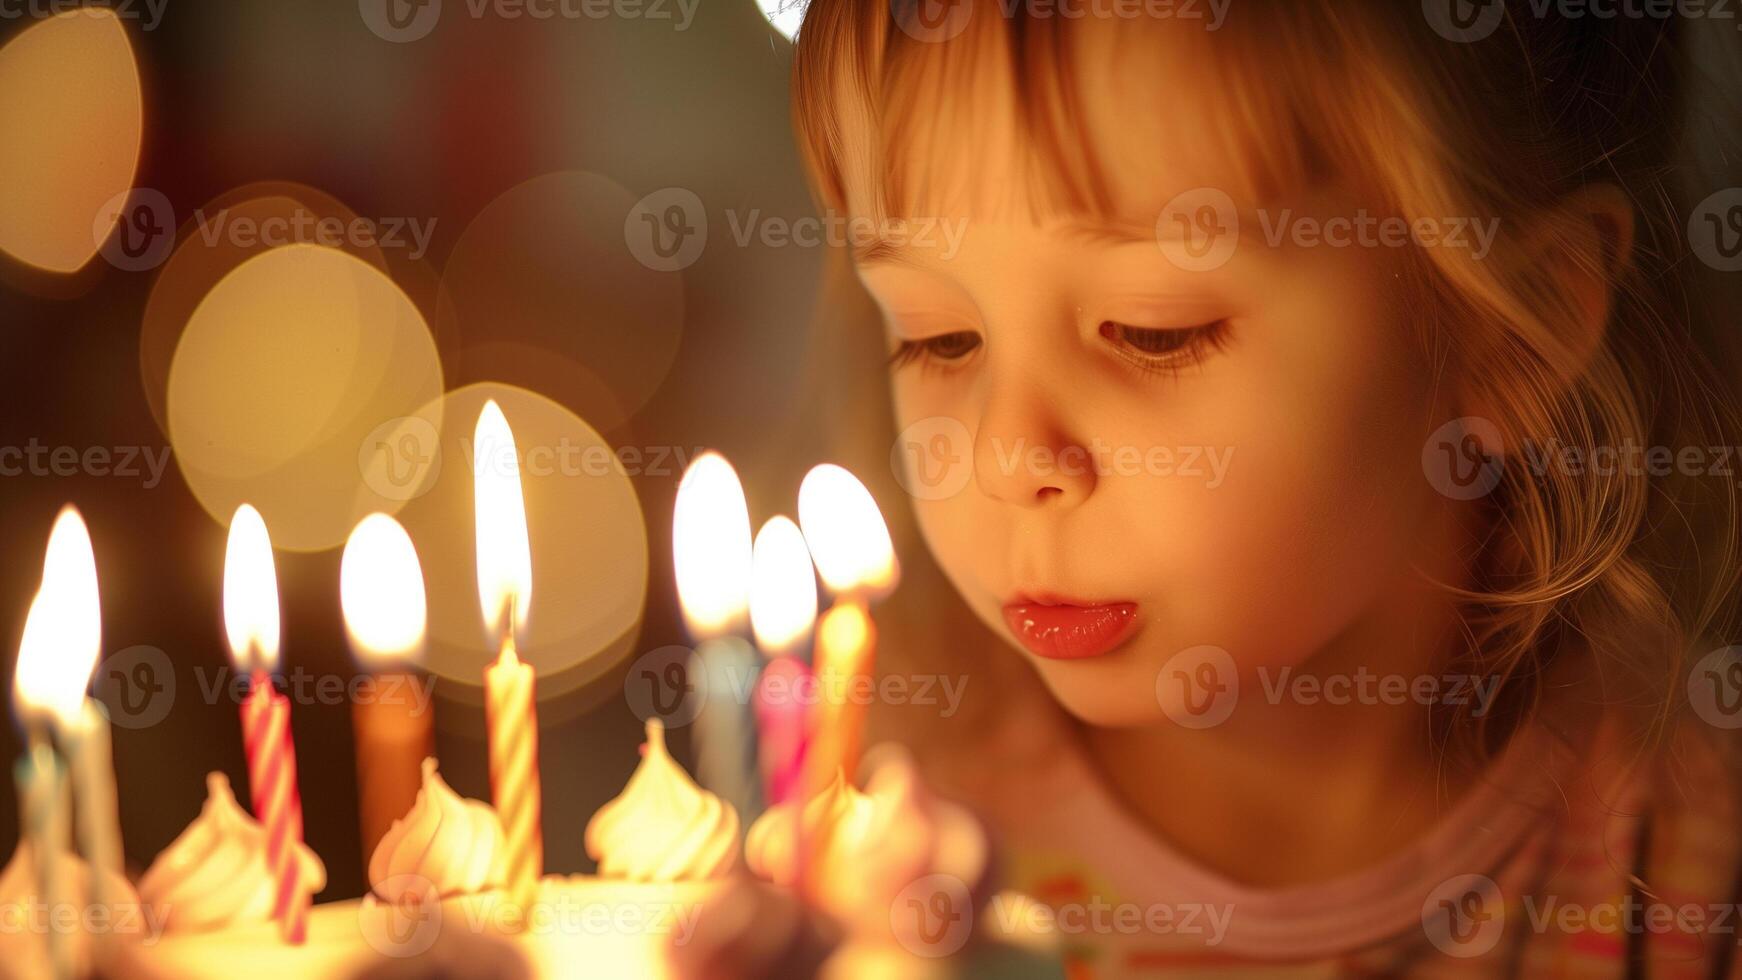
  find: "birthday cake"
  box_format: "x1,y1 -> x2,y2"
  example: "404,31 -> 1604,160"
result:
85,721 -> 1057,979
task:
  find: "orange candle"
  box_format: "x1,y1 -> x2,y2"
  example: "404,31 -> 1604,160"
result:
474,400 -> 542,922
340,513 -> 433,865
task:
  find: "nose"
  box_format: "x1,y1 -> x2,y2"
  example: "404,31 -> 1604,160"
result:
972,379 -> 1096,508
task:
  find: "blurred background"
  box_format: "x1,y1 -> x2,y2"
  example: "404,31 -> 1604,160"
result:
0,0 -> 852,899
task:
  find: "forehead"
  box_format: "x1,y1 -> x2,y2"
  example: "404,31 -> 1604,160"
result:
843,14 -> 1306,231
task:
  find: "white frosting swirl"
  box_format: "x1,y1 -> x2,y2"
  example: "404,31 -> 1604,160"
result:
584,719 -> 740,881
746,752 -> 990,934
743,768 -> 875,887
369,758 -> 504,902
138,772 -> 327,932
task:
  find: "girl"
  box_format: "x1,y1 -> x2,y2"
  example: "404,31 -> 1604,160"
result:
792,2 -> 1742,975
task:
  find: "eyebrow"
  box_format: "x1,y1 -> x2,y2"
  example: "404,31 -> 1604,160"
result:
851,218 -> 1157,266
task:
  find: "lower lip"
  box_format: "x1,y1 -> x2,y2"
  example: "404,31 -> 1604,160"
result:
1001,602 -> 1140,660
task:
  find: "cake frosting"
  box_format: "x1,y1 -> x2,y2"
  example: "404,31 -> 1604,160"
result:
138,772 -> 326,932
368,757 -> 504,902
0,842 -> 144,978
584,719 -> 740,881
743,767 -> 875,888
746,749 -> 991,938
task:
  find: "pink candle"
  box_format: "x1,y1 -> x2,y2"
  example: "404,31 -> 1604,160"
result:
241,670 -> 306,943
224,504 -> 308,944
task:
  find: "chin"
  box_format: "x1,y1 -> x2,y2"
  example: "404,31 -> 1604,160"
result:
1024,652 -> 1172,729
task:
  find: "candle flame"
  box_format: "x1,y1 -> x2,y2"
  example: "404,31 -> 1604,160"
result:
341,513 -> 427,664
797,464 -> 898,597
750,516 -> 817,656
223,503 -> 280,671
474,399 -> 532,643
13,505 -> 101,726
673,451 -> 752,638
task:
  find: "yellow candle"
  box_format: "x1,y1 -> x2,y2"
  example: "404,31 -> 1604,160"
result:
473,399 -> 542,924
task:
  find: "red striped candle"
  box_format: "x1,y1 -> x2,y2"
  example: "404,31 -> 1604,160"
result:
241,671 -> 307,943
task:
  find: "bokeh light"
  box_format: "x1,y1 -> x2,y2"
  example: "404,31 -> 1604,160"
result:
140,182 -> 395,436
366,383 -> 648,707
437,171 -> 685,432
0,8 -> 143,274
167,243 -> 444,551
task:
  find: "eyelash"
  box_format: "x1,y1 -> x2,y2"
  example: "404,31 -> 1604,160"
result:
887,320 -> 1229,377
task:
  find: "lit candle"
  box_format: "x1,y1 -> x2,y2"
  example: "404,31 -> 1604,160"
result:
673,452 -> 761,825
474,400 -> 542,922
340,512 -> 432,865
748,515 -> 817,806
223,503 -> 309,944
13,507 -> 124,959
795,465 -> 897,790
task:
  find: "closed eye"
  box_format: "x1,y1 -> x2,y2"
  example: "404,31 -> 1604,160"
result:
889,331 -> 983,370
1099,320 -> 1229,375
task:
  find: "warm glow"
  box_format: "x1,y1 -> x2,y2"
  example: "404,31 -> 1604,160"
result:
0,9 -> 143,273
13,506 -> 101,726
474,399 -> 532,642
672,452 -> 753,638
816,602 -> 871,671
797,464 -> 898,597
750,516 -> 817,656
341,513 -> 427,664
223,503 -> 281,671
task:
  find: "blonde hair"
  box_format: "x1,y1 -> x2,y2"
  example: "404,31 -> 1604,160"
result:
791,2 -> 1742,771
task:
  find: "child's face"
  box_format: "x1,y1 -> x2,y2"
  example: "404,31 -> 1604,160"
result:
851,29 -> 1473,727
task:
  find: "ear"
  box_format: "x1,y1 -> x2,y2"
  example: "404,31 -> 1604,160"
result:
1522,182 -> 1636,385
1457,183 -> 1635,441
